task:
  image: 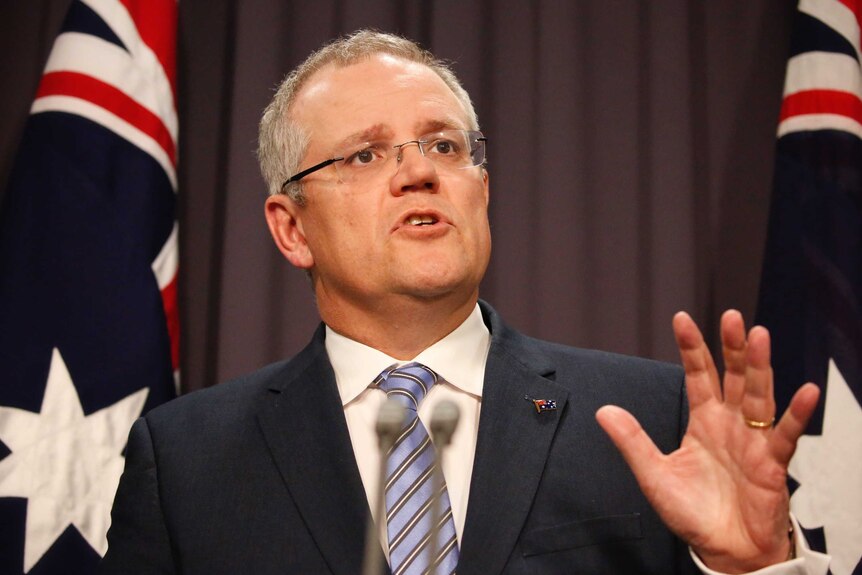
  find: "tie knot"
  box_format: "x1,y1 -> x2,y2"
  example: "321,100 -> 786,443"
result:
375,362 -> 437,410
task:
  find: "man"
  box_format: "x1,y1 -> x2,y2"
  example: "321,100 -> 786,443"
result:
100,31 -> 829,574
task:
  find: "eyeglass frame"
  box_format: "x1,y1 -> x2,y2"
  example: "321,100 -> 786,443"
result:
279,130 -> 487,192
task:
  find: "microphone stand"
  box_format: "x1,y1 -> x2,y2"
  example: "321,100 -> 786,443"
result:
428,400 -> 460,574
361,399 -> 406,575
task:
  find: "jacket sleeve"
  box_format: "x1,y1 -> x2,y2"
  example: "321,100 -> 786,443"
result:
98,417 -> 175,574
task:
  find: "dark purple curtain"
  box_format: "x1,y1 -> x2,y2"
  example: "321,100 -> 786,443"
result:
0,0 -> 795,392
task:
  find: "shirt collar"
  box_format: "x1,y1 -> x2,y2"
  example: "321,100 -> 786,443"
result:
325,303 -> 490,406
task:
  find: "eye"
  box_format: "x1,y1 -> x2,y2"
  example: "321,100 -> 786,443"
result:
431,139 -> 454,154
344,144 -> 385,167
424,133 -> 469,163
426,137 -> 461,157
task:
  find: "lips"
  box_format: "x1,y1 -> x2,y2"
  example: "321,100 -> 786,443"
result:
406,214 -> 438,226
394,209 -> 449,232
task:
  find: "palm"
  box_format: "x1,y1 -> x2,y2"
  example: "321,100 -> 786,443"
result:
596,310 -> 820,573
648,402 -> 788,558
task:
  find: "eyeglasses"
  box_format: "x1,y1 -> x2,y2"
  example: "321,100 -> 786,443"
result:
280,129 -> 487,192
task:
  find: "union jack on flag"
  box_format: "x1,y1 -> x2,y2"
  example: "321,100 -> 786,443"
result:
756,0 -> 862,573
0,1 -> 178,573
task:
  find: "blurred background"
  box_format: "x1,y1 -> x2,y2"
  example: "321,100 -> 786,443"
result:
0,0 -> 796,392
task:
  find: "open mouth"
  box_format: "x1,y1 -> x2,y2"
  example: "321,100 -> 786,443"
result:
406,215 -> 438,226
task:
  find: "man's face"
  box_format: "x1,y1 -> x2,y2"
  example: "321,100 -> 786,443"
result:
271,54 -> 491,314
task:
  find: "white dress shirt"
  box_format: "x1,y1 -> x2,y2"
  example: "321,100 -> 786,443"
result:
326,304 -> 490,544
325,303 -> 830,575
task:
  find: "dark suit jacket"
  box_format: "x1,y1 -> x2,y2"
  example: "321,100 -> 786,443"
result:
100,302 -> 698,574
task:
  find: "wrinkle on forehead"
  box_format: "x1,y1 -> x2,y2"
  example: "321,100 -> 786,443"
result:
295,54 -> 467,119
297,55 -> 428,104
292,54 -> 472,157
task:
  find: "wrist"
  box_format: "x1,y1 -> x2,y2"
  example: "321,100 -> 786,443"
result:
694,521 -> 796,573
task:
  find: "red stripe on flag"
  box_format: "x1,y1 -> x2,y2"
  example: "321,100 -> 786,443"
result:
35,71 -> 177,168
118,0 -> 178,100
160,272 -> 180,371
780,89 -> 862,124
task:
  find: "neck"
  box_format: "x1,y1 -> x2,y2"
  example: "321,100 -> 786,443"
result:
317,291 -> 479,360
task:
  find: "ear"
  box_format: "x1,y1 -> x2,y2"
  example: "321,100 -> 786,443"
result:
264,194 -> 314,269
482,168 -> 490,206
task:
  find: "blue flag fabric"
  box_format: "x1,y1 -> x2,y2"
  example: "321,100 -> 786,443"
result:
755,1 -> 862,573
0,1 -> 178,573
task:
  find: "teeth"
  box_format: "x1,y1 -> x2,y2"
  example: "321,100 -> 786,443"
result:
407,215 -> 436,226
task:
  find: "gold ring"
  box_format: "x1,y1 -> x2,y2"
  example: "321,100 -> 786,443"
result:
744,416 -> 775,429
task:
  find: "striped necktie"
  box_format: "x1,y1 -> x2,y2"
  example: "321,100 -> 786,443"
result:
375,362 -> 459,575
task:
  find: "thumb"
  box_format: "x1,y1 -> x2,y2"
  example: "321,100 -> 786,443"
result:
596,405 -> 664,491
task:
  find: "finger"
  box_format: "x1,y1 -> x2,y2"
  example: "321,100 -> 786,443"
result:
673,311 -> 721,408
741,325 -> 775,425
720,310 -> 747,407
771,383 -> 821,464
596,405 -> 664,496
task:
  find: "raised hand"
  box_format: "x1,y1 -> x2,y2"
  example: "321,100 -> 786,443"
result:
596,310 -> 820,573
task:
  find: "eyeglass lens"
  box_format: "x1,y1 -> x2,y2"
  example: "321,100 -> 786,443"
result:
331,130 -> 486,184
281,129 -> 486,191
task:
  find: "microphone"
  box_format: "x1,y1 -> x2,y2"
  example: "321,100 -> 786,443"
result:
361,399 -> 406,575
428,400 -> 460,573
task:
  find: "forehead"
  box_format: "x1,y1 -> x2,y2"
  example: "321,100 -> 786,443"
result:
291,54 -> 470,146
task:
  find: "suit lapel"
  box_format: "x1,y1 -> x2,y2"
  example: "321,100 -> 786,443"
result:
457,305 -> 569,575
256,328 -> 370,575
253,305 -> 567,575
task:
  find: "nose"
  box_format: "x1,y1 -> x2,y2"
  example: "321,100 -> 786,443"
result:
389,142 -> 440,196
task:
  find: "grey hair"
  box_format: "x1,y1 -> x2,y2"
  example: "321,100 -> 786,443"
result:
257,29 -> 479,203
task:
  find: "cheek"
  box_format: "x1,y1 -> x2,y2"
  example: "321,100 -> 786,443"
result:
318,205 -> 386,265
467,197 -> 492,261
462,189 -> 492,237
308,197 -> 367,238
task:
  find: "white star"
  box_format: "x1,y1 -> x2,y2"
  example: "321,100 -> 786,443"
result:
789,358 -> 862,575
0,348 -> 148,572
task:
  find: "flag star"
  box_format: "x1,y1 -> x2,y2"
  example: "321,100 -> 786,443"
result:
789,358 -> 862,575
0,347 -> 148,572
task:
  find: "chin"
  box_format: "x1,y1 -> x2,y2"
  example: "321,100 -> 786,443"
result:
392,250 -> 483,296
401,271 -> 479,301
404,279 -> 461,299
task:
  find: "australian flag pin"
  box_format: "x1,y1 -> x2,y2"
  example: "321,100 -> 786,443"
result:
524,395 -> 557,413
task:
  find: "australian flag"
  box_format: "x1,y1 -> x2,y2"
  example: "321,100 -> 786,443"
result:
756,0 -> 862,573
0,1 -> 178,573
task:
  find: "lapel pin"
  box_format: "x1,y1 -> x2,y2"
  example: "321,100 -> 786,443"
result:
524,395 -> 557,413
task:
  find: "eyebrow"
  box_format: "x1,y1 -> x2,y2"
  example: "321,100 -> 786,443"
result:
336,124 -> 393,150
333,117 -> 467,151
418,118 -> 464,134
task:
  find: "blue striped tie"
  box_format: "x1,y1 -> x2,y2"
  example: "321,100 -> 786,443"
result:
375,363 -> 459,575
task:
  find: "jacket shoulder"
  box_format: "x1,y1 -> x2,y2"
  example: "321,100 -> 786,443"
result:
143,358 -> 290,427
